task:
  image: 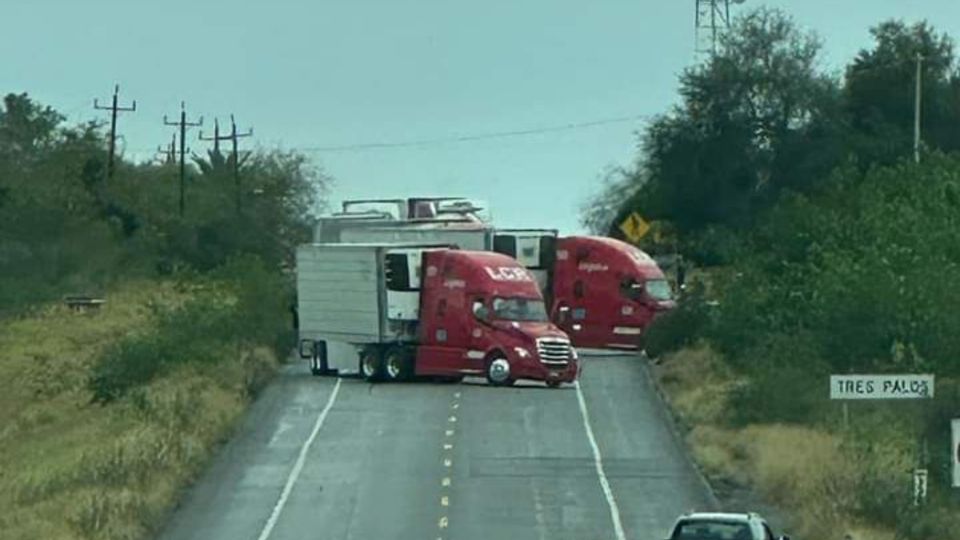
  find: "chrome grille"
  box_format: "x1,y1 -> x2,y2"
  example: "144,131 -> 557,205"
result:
537,337 -> 572,365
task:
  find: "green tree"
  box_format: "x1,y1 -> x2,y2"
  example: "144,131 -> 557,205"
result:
590,8 -> 844,237
0,93 -> 331,312
845,20 -> 960,165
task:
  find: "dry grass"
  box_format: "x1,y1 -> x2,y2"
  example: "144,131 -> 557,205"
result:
655,345 -> 911,540
0,282 -> 278,540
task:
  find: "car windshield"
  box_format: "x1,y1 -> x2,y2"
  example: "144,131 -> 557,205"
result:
674,521 -> 753,540
645,279 -> 673,301
491,297 -> 549,322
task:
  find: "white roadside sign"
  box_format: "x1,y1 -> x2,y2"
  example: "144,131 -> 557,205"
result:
830,374 -> 935,400
952,419 -> 960,488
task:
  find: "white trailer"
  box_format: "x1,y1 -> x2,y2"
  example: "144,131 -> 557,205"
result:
296,242 -> 447,376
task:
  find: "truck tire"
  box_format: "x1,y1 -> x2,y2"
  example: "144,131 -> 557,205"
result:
360,348 -> 384,382
384,347 -> 413,382
485,353 -> 514,387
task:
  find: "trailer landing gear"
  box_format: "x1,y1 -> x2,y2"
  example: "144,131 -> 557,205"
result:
309,340 -> 332,376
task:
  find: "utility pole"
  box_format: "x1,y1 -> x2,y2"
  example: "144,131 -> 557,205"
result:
914,52 -> 924,164
199,114 -> 253,215
155,133 -> 184,165
163,102 -> 203,217
93,84 -> 136,182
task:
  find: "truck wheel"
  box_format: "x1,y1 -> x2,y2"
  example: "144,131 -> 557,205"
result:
384,347 -> 413,382
360,348 -> 384,382
485,354 -> 514,387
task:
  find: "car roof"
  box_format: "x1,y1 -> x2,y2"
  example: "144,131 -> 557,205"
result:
679,512 -> 762,524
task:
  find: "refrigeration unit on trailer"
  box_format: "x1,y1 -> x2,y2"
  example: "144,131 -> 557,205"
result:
296,243 -> 578,387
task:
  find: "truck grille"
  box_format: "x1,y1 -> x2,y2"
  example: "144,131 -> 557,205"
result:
537,337 -> 572,365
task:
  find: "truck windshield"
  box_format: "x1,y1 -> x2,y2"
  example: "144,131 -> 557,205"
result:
621,277 -> 673,302
645,279 -> 673,301
492,297 -> 549,322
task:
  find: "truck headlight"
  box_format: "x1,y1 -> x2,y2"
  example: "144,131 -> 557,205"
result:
513,347 -> 530,358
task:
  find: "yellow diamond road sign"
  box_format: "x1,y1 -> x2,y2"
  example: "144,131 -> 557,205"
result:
619,212 -> 650,243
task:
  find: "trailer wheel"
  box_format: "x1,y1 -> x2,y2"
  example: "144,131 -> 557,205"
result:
485,354 -> 514,387
360,348 -> 384,382
384,347 -> 413,382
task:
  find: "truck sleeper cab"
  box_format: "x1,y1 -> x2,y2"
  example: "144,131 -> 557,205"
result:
296,243 -> 578,387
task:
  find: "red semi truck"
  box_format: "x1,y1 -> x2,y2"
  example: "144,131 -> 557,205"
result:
314,197 -> 674,350
296,243 -> 579,387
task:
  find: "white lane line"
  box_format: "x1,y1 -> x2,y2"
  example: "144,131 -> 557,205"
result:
575,381 -> 627,540
257,378 -> 343,540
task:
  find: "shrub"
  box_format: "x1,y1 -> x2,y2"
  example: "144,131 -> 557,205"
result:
644,283 -> 712,358
89,256 -> 292,402
726,333 -> 829,425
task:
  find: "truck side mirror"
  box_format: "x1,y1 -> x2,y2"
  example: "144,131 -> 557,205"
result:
472,301 -> 489,321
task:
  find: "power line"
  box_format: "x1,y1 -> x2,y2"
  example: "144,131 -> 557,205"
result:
23,111 -> 653,157
295,113 -> 652,153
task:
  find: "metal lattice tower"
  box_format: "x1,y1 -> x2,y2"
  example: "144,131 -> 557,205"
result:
695,0 -> 744,57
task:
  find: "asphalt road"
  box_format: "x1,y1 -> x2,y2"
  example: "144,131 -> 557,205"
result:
158,352 -> 717,540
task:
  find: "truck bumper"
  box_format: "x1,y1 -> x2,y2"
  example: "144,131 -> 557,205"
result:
513,359 -> 579,383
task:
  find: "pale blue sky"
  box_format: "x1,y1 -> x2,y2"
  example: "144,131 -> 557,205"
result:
4,0 -> 959,234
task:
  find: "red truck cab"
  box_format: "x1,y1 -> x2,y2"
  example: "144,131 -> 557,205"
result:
415,250 -> 578,386
550,236 -> 674,350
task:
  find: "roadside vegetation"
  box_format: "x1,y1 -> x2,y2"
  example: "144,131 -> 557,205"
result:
585,8 -> 960,539
0,94 -> 328,538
